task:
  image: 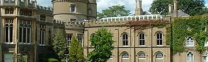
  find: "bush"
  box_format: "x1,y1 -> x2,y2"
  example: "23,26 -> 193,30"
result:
48,58 -> 58,62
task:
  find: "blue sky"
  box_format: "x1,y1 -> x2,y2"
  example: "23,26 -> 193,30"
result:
38,0 -> 208,14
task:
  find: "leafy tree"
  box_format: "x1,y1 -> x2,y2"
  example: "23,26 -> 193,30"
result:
52,29 -> 67,62
69,35 -> 84,62
97,5 -> 130,19
149,0 -> 205,16
85,28 -> 115,62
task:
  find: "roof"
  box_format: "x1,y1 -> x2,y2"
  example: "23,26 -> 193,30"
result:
172,9 -> 190,17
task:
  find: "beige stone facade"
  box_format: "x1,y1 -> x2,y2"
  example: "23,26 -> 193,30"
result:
0,0 -> 207,62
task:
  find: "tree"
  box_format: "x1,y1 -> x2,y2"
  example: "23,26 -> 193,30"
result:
52,29 -> 67,62
149,0 -> 205,16
97,5 -> 130,19
85,28 -> 115,62
69,35 -> 84,62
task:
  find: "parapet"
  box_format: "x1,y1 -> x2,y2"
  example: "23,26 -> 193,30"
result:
85,15 -> 171,27
37,5 -> 53,11
52,0 -> 88,3
53,19 -> 85,29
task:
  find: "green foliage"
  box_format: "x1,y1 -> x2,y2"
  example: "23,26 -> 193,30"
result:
69,35 -> 85,62
149,0 -> 205,16
167,15 -> 208,53
48,58 -> 59,62
97,5 -> 130,19
52,29 -> 67,61
149,0 -> 172,15
85,28 -> 115,62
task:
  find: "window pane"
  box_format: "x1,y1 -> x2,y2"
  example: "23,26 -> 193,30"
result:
5,27 -> 8,42
122,53 -> 129,58
10,26 -> 13,42
4,54 -> 13,62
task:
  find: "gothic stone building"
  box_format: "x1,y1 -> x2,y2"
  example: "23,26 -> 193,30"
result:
0,0 -> 64,62
0,0 -> 207,62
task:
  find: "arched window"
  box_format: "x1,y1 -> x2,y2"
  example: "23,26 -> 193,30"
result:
156,32 -> 162,46
139,33 -> 145,46
138,52 -> 145,59
186,36 -> 194,47
122,52 -> 129,59
156,52 -> 163,59
122,33 -> 128,46
187,52 -> 194,62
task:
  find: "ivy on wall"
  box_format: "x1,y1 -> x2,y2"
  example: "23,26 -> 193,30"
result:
167,15 -> 208,54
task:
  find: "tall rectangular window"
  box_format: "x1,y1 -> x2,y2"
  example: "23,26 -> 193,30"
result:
19,20 -> 31,44
88,9 -> 92,15
70,4 -> 76,13
77,34 -> 83,42
5,19 -> 13,44
66,34 -> 72,46
156,32 -> 163,46
5,8 -> 14,14
4,53 -> 13,62
139,33 -> 145,46
40,24 -> 46,45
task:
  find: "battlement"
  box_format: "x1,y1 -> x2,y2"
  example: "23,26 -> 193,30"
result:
53,19 -> 85,29
37,5 -> 53,11
52,0 -> 88,3
85,15 -> 171,27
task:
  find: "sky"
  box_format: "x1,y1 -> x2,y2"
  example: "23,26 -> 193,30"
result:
37,0 -> 208,14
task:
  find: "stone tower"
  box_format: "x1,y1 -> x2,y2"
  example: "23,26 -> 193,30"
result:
52,0 -> 97,21
135,0 -> 143,15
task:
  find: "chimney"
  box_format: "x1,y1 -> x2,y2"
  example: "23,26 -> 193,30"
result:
135,0 -> 143,15
168,4 -> 173,15
174,0 -> 178,17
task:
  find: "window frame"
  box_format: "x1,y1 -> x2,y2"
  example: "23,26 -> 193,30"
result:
156,32 -> 163,46
156,52 -> 163,59
139,33 -> 145,46
66,34 -> 72,47
138,53 -> 146,59
4,53 -> 13,62
187,52 -> 194,62
122,33 -> 128,46
5,18 -> 13,44
122,53 -> 129,59
39,24 -> 46,46
70,4 -> 76,13
5,8 -> 14,14
186,36 -> 194,47
19,20 -> 32,44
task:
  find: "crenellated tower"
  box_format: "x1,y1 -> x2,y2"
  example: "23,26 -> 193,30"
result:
52,0 -> 97,21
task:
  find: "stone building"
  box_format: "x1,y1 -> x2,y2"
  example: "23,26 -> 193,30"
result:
0,0 -> 64,62
0,0 -> 206,62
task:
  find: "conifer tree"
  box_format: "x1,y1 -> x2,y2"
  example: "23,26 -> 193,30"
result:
69,35 -> 84,62
86,28 -> 115,62
52,29 -> 67,61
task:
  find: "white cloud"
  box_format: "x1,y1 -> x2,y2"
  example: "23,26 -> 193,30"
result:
206,4 -> 208,7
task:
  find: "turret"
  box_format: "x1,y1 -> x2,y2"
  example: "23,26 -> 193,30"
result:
52,0 -> 89,21
87,0 -> 97,20
135,0 -> 143,15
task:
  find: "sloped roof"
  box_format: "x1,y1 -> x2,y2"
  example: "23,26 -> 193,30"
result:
172,10 -> 190,17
